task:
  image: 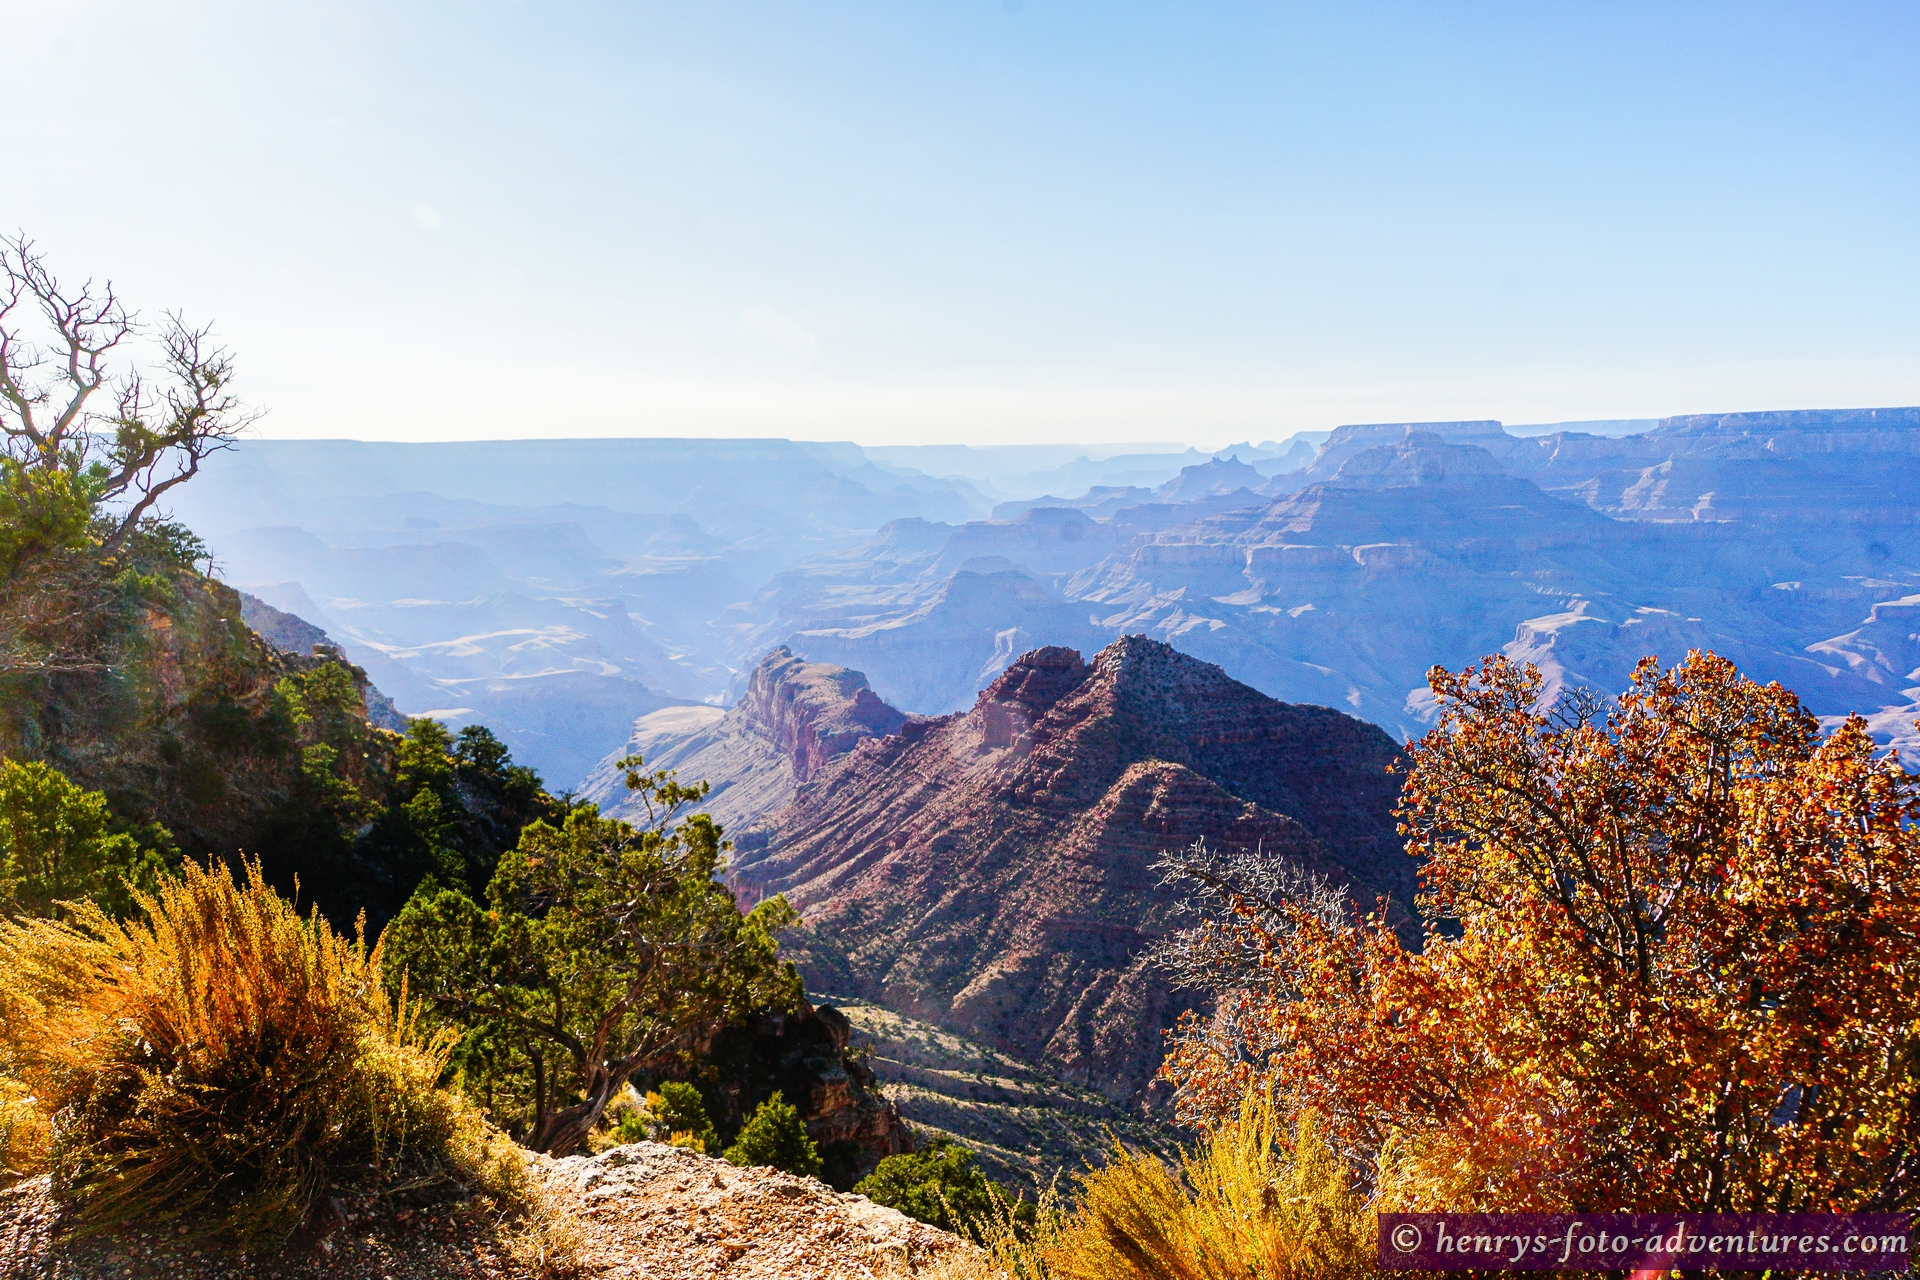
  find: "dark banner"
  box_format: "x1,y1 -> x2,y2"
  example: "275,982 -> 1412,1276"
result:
1377,1213 -> 1912,1272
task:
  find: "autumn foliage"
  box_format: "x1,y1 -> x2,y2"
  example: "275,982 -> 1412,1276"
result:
1162,651 -> 1920,1214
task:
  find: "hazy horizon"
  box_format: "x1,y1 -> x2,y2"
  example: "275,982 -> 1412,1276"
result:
193,413 -> 1696,457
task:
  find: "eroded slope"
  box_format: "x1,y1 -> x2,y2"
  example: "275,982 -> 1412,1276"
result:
735,637 -> 1404,1103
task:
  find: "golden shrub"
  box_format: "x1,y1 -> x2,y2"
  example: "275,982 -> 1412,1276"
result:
1043,1097 -> 1374,1280
933,1179 -> 1064,1280
0,858 -> 532,1251
0,1073 -> 49,1186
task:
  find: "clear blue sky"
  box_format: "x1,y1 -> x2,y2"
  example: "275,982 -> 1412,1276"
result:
7,1 -> 1916,445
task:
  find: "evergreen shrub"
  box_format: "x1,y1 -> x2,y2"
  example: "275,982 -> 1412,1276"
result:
723,1091 -> 821,1178
855,1138 -> 1015,1234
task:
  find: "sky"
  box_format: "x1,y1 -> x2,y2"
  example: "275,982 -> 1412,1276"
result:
5,1 -> 1917,447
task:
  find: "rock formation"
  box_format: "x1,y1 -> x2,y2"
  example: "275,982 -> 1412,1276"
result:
695,997 -> 914,1188
731,636 -> 1405,1104
0,1141 -> 973,1279
545,1142 -> 971,1279
1502,406 -> 1920,533
580,647 -> 905,834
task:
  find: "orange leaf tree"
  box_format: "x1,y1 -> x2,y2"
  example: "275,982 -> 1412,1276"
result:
1161,651 -> 1920,1213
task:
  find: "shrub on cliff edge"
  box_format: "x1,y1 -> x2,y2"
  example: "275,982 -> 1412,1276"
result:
646,1081 -> 721,1153
917,1098 -> 1373,1280
724,1091 -> 822,1178
0,758 -> 175,919
0,858 -> 531,1251
856,1138 -> 1026,1236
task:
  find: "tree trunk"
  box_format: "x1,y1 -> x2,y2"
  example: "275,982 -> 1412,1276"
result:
527,1066 -> 631,1155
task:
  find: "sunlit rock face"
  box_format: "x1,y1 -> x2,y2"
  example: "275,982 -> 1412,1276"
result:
578,647 -> 905,835
730,637 -> 1406,1106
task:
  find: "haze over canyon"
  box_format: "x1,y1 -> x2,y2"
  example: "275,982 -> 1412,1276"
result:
181,407 -> 1920,792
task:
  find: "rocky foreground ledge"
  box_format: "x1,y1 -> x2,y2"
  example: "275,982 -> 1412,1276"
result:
546,1141 -> 972,1278
0,1142 -> 975,1280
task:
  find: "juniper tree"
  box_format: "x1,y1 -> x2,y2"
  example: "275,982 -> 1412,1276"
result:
384,757 -> 801,1154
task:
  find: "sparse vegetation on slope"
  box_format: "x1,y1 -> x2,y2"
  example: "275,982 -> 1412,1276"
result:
0,481 -> 556,932
823,994 -> 1175,1190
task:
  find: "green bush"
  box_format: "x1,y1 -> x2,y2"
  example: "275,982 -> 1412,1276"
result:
0,459 -> 96,577
610,1080 -> 721,1151
649,1081 -> 720,1153
855,1138 -> 1012,1234
723,1091 -> 820,1178
0,758 -> 174,919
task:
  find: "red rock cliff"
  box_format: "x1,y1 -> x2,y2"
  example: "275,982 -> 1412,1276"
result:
731,635 -> 1406,1104
741,647 -> 907,785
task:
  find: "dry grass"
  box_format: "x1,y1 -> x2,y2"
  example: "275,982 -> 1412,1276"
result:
499,1187 -> 588,1276
927,1179 -> 1065,1280
0,1073 -> 50,1186
936,1095 -> 1376,1280
0,858 -> 553,1256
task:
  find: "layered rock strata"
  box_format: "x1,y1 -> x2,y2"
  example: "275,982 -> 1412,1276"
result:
733,636 -> 1405,1103
580,646 -> 905,834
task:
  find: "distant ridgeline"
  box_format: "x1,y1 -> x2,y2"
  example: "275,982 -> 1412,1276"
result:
171,406 -> 1920,792
743,406 -> 1920,752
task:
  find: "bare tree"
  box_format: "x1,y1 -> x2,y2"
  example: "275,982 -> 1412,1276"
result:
1149,838 -> 1353,1099
1151,836 -> 1350,991
0,234 -> 257,560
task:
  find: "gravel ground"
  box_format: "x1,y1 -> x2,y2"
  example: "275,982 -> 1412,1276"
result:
548,1142 -> 972,1278
0,1143 -> 974,1280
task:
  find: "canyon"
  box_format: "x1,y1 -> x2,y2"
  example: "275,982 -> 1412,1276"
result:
596,636 -> 1406,1107
180,408 -> 1920,791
